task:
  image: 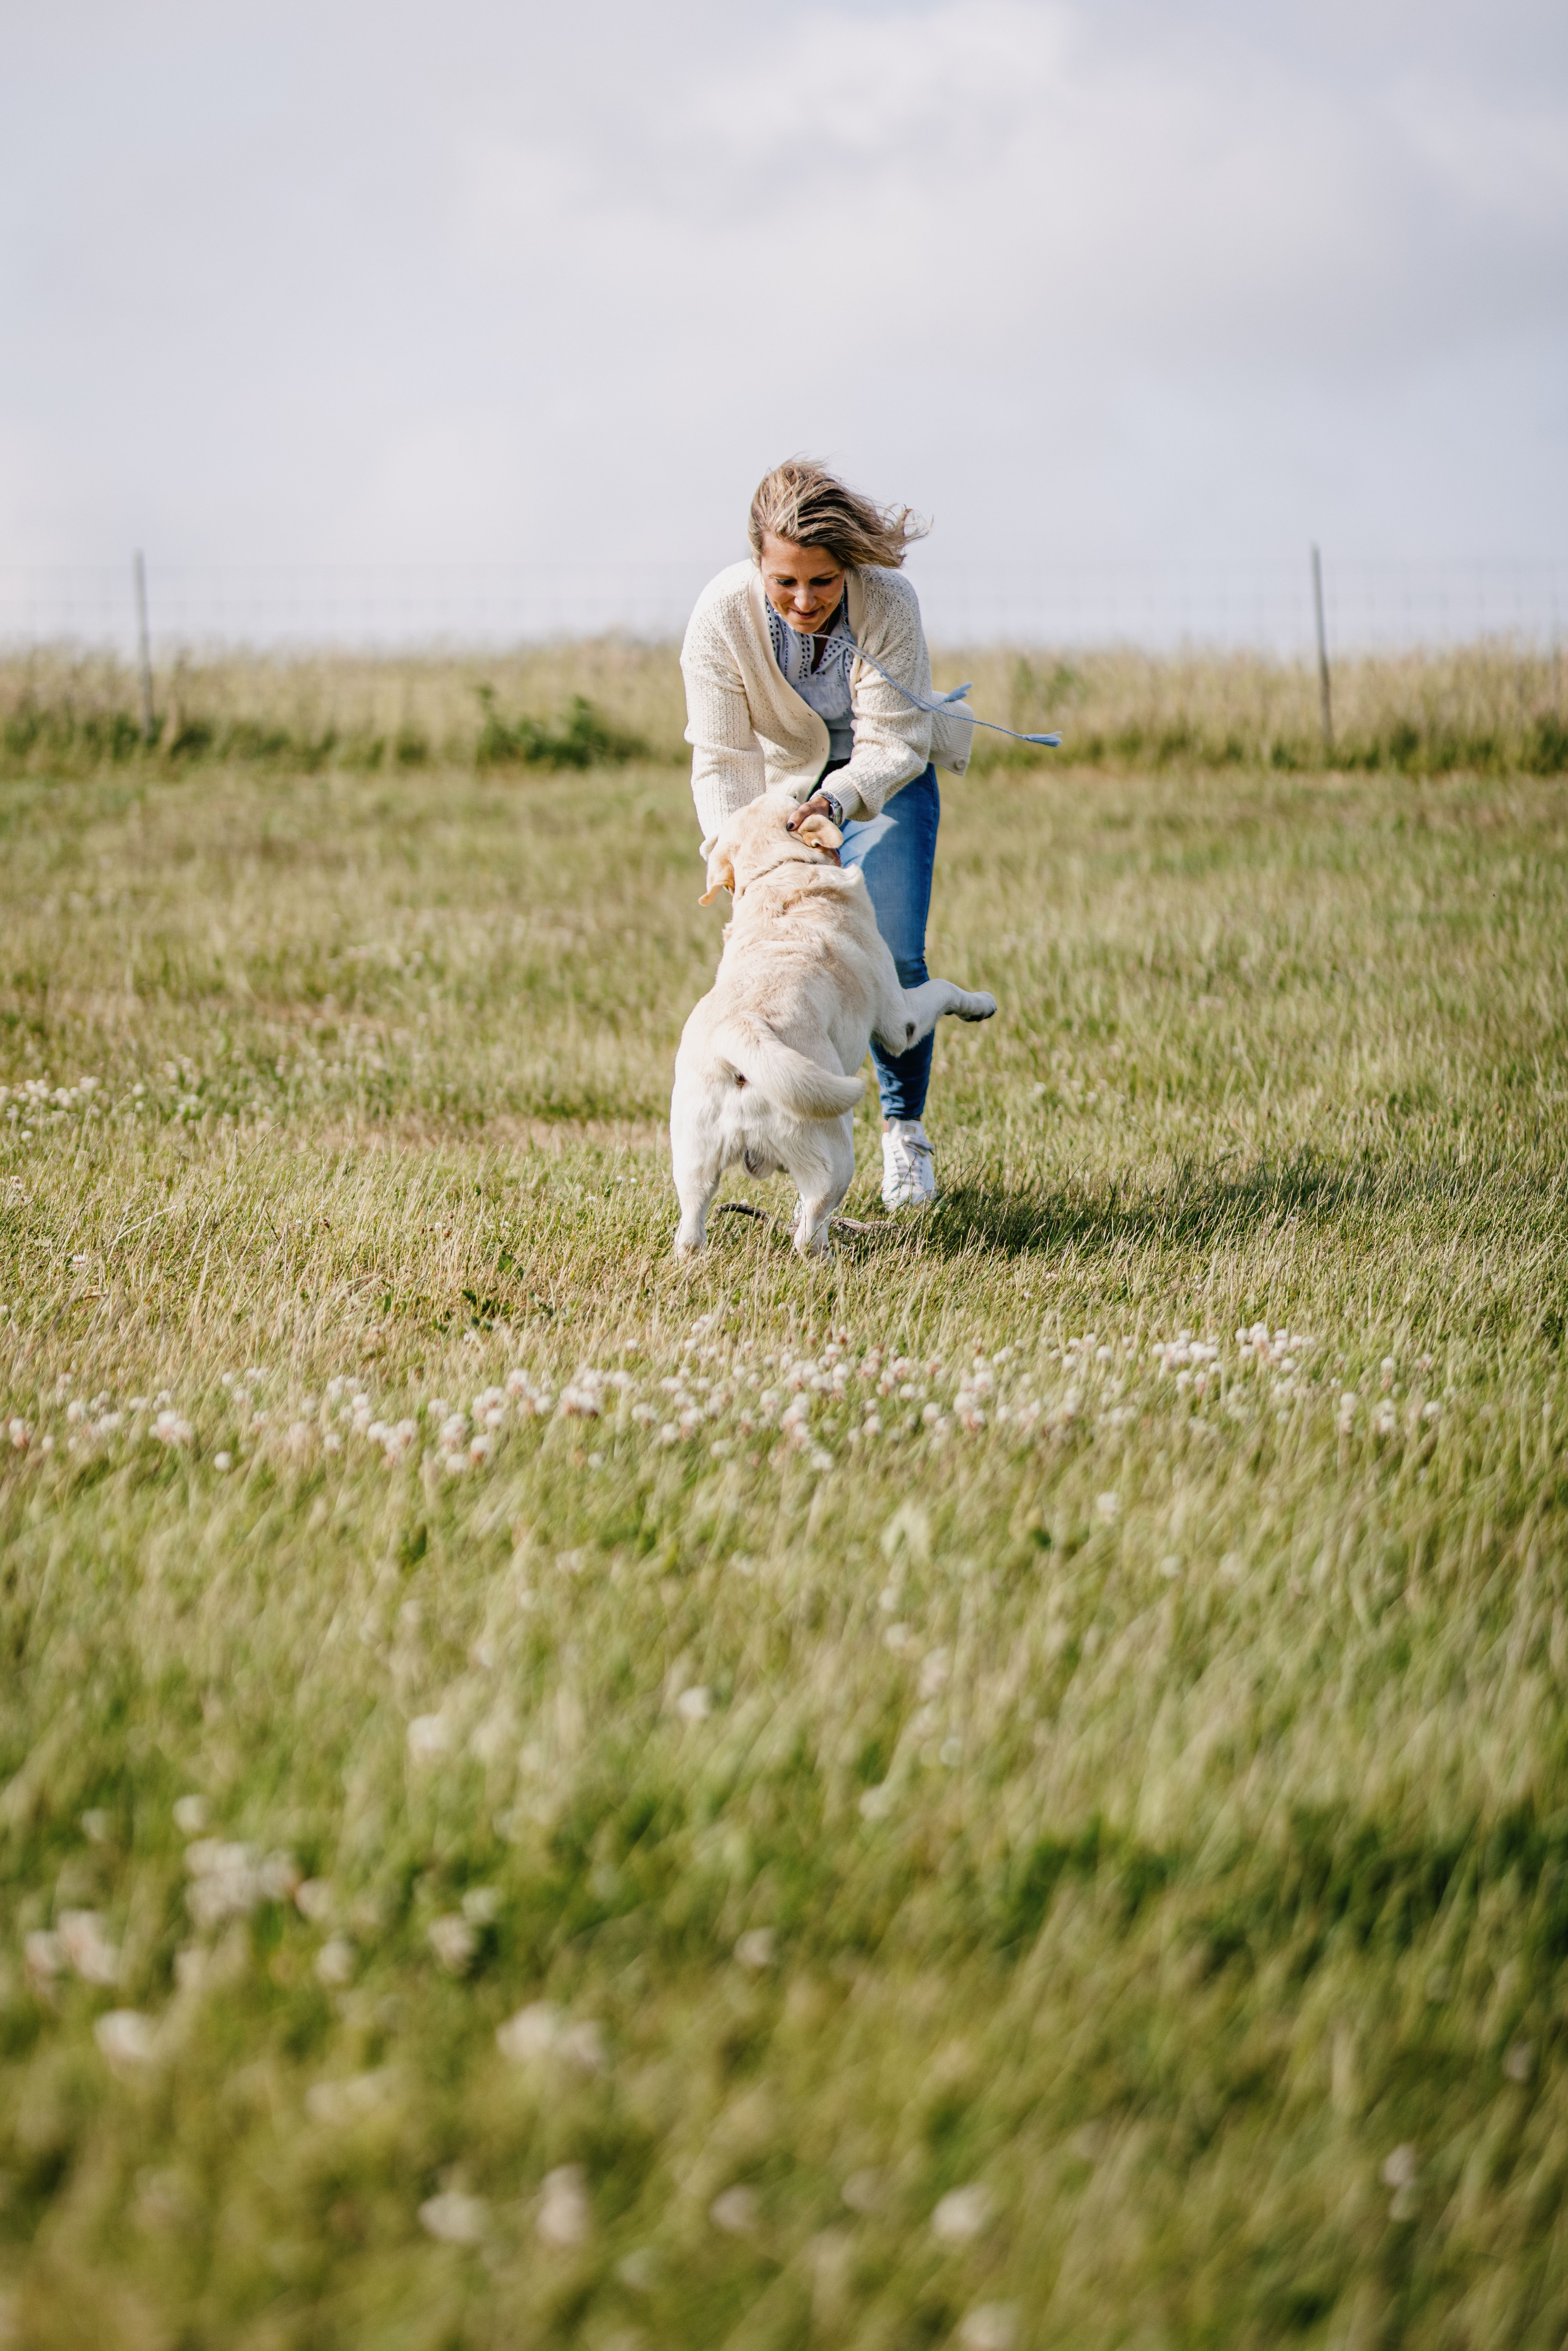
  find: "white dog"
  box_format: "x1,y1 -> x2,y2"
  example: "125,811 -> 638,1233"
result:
671,792 -> 997,1255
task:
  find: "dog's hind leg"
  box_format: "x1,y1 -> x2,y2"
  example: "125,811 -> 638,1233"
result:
787,1119 -> 855,1257
874,977 -> 998,1056
673,1155 -> 723,1254
671,1094 -> 724,1256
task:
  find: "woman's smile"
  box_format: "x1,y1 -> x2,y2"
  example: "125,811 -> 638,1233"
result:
758,532 -> 847,633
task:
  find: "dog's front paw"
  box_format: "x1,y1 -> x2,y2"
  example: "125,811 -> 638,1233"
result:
959,992 -> 998,1022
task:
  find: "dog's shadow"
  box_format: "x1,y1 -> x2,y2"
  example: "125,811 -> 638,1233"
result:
718,1145 -> 1472,1268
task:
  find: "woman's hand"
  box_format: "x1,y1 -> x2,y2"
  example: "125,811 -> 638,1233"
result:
786,792 -> 840,835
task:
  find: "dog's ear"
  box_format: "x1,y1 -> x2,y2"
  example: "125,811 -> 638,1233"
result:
794,811 -> 844,852
699,846 -> 735,905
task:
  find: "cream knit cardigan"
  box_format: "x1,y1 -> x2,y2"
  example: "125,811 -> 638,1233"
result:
680,559 -> 971,843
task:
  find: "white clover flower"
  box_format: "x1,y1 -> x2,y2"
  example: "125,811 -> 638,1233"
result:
257,1851 -> 300,1901
537,2165 -> 591,2247
315,1936 -> 356,1987
419,2190 -> 488,2245
676,1686 -> 712,1722
95,2010 -> 159,2067
709,2185 -> 758,2236
407,1714 -> 452,1763
428,1914 -> 479,1974
305,2068 -> 397,2127
931,2182 -> 994,2244
559,1369 -> 607,1419
153,1410 -> 193,1446
58,1910 -> 122,1986
295,1878 -> 334,1923
918,1648 -> 951,1698
560,2018 -> 606,2071
960,2305 -> 1019,2350
183,1839 -> 272,1927
734,1929 -> 775,1970
24,1929 -> 65,1979
497,2001 -> 562,2061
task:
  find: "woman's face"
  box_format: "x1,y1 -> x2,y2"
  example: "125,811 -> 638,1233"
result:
758,534 -> 846,633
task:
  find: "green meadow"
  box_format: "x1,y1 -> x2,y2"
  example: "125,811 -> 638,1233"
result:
2,656 -> 1567,2347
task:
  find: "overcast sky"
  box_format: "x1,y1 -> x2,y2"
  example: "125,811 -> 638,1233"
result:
3,0 -> 1565,602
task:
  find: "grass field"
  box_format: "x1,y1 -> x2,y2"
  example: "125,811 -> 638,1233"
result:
3,684 -> 1568,2348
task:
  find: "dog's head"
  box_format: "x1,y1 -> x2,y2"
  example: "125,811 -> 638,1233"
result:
699,793 -> 844,905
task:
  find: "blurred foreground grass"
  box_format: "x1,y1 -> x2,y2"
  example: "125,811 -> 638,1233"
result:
2,740 -> 1568,2347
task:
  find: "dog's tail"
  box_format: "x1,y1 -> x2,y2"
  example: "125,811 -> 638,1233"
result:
711,1019 -> 864,1119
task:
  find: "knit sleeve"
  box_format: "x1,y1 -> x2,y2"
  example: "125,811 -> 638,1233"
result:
838,574 -> 933,818
681,606 -> 766,844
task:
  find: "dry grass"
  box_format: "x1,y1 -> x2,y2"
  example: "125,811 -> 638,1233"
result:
2,736 -> 1567,2346
1,634 -> 1563,778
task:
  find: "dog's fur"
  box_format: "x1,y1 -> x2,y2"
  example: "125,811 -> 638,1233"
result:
670,792 -> 997,1255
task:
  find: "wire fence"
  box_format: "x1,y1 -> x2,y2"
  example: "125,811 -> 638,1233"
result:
0,556 -> 1563,657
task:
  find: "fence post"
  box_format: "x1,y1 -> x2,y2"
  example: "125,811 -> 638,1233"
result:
1310,544 -> 1333,757
133,551 -> 155,743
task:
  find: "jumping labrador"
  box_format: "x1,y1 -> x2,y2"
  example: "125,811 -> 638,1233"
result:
670,791 -> 997,1255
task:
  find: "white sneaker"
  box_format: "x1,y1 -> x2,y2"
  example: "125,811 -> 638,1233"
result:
881,1120 -> 937,1211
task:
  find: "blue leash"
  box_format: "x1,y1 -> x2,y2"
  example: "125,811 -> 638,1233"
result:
843,630 -> 1062,749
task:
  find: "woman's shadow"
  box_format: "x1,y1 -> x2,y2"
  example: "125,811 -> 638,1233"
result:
837,1147 -> 1383,1264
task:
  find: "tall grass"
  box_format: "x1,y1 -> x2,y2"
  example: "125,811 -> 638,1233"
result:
2,733 -> 1568,2344
1,634 -> 1563,778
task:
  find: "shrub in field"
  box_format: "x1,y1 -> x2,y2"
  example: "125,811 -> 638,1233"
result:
473,686 -> 645,769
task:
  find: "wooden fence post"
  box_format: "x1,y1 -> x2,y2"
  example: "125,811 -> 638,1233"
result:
1311,544 -> 1333,757
133,551 -> 155,743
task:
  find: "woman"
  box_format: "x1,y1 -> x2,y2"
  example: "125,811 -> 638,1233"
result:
680,459 -> 973,1211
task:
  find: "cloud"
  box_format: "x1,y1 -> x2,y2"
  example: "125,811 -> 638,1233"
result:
0,0 -> 1563,605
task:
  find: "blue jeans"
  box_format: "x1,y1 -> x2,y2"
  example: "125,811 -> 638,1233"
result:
835,763 -> 940,1122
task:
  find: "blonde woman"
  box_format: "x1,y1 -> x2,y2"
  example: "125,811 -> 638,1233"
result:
680,460 -> 974,1211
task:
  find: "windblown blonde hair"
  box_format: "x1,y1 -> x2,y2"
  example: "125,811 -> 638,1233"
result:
748,459 -> 928,571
